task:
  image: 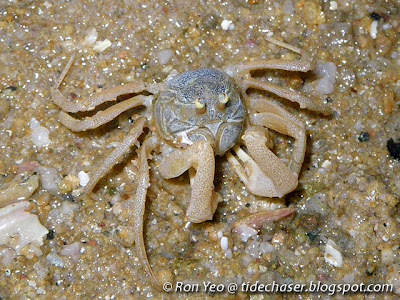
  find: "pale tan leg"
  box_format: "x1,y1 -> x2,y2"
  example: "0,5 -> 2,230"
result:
250,111 -> 306,174
59,95 -> 152,132
126,135 -> 161,289
82,117 -> 146,194
159,141 -> 218,223
226,36 -> 331,114
226,127 -> 298,198
229,59 -> 314,74
242,78 -> 331,114
248,97 -> 303,126
51,55 -> 161,113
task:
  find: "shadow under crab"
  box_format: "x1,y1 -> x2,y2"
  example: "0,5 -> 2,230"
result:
51,40 -> 331,289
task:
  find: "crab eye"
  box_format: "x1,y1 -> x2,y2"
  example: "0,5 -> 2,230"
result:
195,98 -> 206,114
217,93 -> 229,110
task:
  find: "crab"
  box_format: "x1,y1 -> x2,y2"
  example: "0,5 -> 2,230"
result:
51,39 -> 330,289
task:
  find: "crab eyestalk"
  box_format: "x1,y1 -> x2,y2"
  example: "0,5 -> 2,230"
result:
195,97 -> 206,114
217,93 -> 229,111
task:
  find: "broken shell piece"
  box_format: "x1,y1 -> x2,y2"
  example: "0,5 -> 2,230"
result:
0,201 -> 48,255
324,239 -> 343,267
233,207 -> 295,242
234,207 -> 296,231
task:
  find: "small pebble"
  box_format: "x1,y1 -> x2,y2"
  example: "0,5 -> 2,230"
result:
370,21 -> 378,39
358,132 -> 370,142
78,171 -> 90,187
221,20 -> 234,31
30,118 -> 51,148
322,160 -> 331,168
220,236 -> 228,250
329,1 -> 338,10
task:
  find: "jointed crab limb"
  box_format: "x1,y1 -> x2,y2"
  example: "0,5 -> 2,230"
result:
51,55 -> 161,113
248,97 -> 304,126
229,59 -> 314,74
130,136 -> 161,289
82,117 -> 146,194
226,127 -> 298,198
159,141 -> 218,223
242,78 -> 331,114
250,112 -> 306,174
58,95 -> 153,132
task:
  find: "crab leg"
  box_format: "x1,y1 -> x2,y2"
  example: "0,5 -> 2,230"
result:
58,95 -> 152,132
129,136 -> 161,289
82,117 -> 146,194
230,59 -> 314,74
250,111 -> 306,174
242,78 -> 330,114
159,141 -> 218,223
51,54 -> 161,113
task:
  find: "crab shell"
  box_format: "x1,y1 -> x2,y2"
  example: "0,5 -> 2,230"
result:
154,68 -> 246,156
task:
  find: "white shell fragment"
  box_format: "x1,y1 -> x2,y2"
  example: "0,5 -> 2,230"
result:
30,118 -> 50,148
324,239 -> 343,267
0,201 -> 48,255
93,39 -> 112,52
78,171 -> 90,187
221,20 -> 234,31
61,241 -> 82,263
82,28 -> 98,46
234,223 -> 258,242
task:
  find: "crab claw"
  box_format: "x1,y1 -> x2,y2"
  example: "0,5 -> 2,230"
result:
226,143 -> 298,198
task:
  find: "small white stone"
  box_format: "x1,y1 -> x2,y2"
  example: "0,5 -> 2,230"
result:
329,1 -> 338,10
324,240 -> 343,267
27,280 -> 37,288
93,39 -> 112,52
220,236 -> 228,250
157,49 -> 174,65
321,160 -> 331,168
30,118 -> 40,129
82,28 -> 98,46
78,171 -> 90,187
221,20 -> 234,31
370,20 -> 378,39
235,224 -> 258,242
31,126 -> 51,148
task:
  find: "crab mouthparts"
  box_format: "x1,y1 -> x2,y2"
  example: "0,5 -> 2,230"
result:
204,121 -> 223,138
